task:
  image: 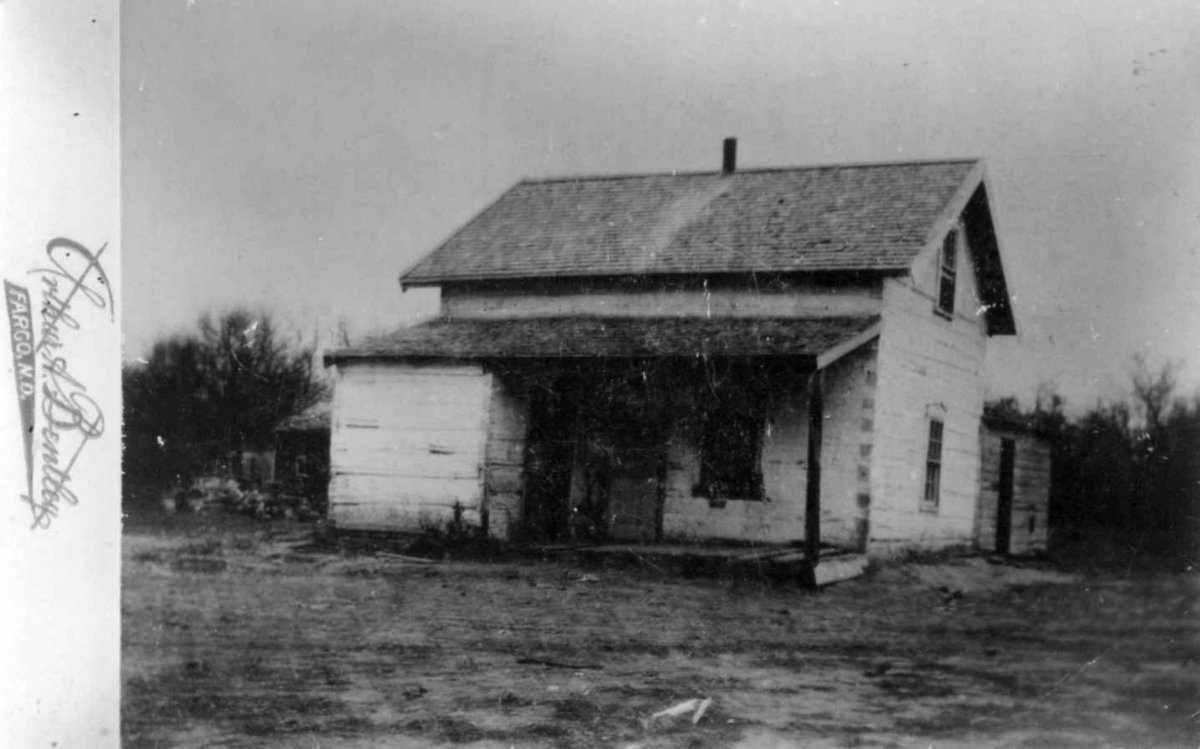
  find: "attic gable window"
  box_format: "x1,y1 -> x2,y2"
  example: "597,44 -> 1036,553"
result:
923,419 -> 944,508
937,229 -> 958,317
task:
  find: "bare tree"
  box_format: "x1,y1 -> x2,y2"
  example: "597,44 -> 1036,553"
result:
1131,353 -> 1179,433
124,308 -> 328,489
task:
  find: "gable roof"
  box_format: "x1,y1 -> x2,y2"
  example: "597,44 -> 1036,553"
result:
402,158 -> 982,286
325,315 -> 880,366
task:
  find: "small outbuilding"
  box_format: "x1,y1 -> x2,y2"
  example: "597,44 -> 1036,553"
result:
975,403 -> 1053,556
274,401 -> 331,514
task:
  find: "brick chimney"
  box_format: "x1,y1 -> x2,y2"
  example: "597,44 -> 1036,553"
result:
722,137 -> 737,175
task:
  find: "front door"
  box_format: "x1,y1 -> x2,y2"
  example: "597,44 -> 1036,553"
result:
607,444 -> 662,541
581,366 -> 665,542
523,377 -> 579,542
995,438 -> 1015,554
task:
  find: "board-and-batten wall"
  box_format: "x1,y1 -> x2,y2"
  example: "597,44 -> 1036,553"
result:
975,427 -> 1051,555
483,373 -> 529,541
868,225 -> 989,553
327,363 -> 493,531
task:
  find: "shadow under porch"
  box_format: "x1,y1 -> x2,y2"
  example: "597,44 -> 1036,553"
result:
484,355 -> 841,559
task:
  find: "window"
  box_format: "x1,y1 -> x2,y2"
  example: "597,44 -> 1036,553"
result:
937,229 -> 958,316
923,420 -> 944,507
697,371 -> 766,500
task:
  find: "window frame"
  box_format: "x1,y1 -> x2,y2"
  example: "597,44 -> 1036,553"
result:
935,227 -> 958,318
922,419 -> 944,510
695,372 -> 767,502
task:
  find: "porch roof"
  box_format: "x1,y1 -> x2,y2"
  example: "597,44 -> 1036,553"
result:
325,315 -> 880,366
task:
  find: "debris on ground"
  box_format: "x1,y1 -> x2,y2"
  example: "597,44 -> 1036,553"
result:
938,585 -> 965,601
651,697 -> 713,723
375,552 -> 437,565
516,657 -> 604,670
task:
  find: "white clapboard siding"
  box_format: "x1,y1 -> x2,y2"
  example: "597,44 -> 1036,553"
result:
331,435 -> 484,455
329,362 -> 492,531
659,343 -> 876,547
868,227 -> 989,554
441,281 -> 883,320
331,432 -> 484,456
325,501 -> 479,533
661,376 -> 811,544
337,399 -> 489,425
814,342 -> 878,549
329,475 -> 483,506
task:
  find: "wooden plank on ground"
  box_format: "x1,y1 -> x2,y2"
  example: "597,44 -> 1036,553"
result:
811,554 -> 869,586
730,547 -> 798,562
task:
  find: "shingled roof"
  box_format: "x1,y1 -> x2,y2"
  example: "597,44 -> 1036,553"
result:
401,158 -> 983,286
325,315 -> 880,366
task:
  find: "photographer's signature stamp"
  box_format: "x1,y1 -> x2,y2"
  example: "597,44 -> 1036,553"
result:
5,237 -> 114,529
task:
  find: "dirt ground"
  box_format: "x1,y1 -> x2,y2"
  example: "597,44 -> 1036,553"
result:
122,512 -> 1199,749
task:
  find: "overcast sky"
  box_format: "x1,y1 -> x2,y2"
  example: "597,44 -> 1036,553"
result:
122,0 -> 1200,411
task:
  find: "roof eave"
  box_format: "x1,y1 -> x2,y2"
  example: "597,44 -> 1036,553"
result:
325,314 -> 884,365
964,179 -> 1018,337
398,183 -> 524,290
507,156 -> 982,186
400,266 -> 909,289
325,350 -> 822,367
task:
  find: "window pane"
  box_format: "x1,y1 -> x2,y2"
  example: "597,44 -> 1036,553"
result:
924,463 -> 941,504
939,274 -> 955,314
927,420 -> 943,461
924,420 -> 943,505
938,231 -> 957,314
942,231 -> 957,271
698,366 -> 766,499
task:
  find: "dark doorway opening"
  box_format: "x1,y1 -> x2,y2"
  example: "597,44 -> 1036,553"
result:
522,373 -> 580,542
996,437 -> 1016,554
578,363 -> 668,542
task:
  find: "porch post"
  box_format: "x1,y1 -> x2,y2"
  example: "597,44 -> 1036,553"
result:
805,368 -> 824,564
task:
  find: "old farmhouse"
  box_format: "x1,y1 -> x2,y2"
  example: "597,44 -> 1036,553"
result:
325,140 -> 1042,559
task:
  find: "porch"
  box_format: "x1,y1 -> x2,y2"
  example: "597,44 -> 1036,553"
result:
325,315 -> 883,560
